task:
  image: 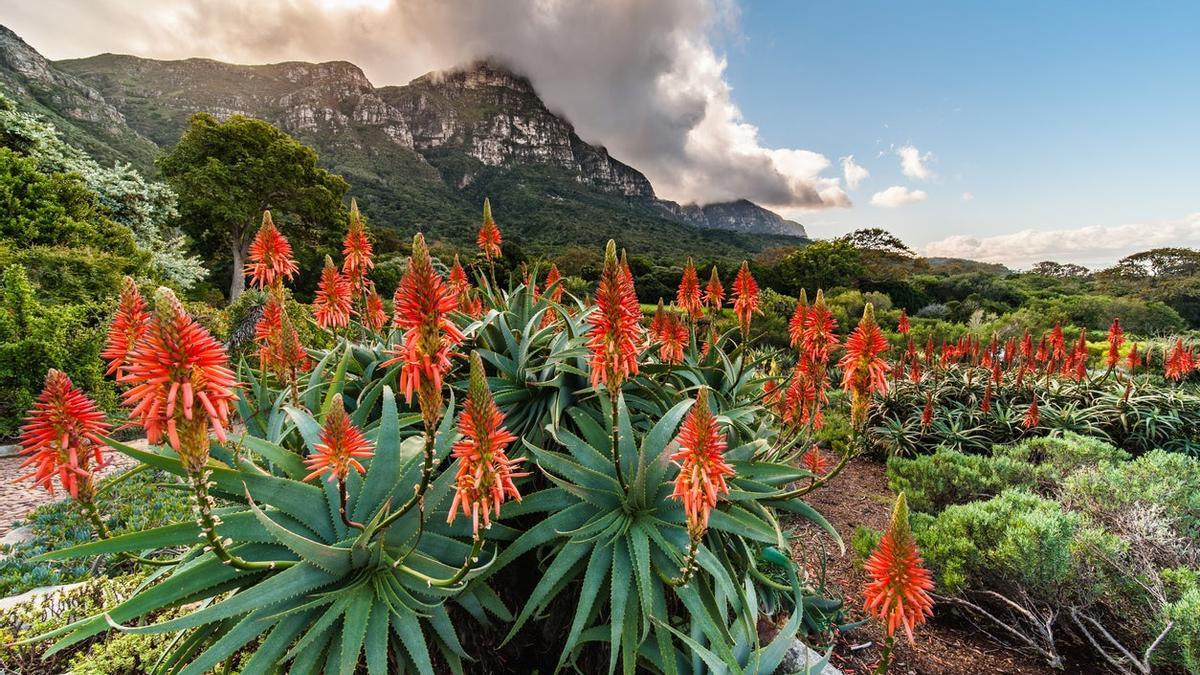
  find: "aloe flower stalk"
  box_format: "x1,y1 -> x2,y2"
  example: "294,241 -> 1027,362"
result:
245,211 -> 298,291
839,303 -> 890,428
677,257 -> 703,321
448,353 -> 525,536
731,261 -> 760,340
477,197 -> 502,260
864,493 -> 934,672
703,265 -> 725,314
313,255 -> 353,330
101,277 -> 149,378
341,198 -> 374,297
18,370 -> 110,500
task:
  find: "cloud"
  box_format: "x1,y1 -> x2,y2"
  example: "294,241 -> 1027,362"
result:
3,0 -> 849,210
961,191 -> 974,201
897,145 -> 932,180
870,186 -> 928,208
841,155 -> 869,189
921,213 -> 1200,268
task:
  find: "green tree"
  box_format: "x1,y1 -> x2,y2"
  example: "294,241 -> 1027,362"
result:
772,239 -> 863,296
158,113 -> 349,300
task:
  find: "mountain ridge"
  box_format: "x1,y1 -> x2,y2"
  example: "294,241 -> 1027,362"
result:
0,25 -> 808,258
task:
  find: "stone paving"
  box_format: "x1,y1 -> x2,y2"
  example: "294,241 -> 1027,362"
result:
0,445 -> 141,538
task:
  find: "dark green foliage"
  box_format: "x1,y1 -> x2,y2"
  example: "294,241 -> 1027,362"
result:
1063,449 -> 1200,540
0,265 -> 113,438
769,239 -> 863,297
887,449 -> 1041,513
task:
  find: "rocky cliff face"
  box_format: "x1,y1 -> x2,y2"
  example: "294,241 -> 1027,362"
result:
1,23 -> 805,240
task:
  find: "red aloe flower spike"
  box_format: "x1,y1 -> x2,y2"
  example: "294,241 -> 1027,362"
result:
543,264 -> 565,304
703,265 -> 725,313
477,198 -> 503,260
383,233 -> 465,424
659,311 -> 689,365
788,288 -> 809,350
863,493 -> 935,645
17,370 -> 111,499
1126,342 -> 1141,371
981,381 -> 992,414
101,277 -> 149,378
1023,396 -> 1040,429
920,393 -> 934,428
801,445 -> 830,477
449,255 -> 470,296
313,256 -> 353,330
120,288 -> 236,474
897,309 -> 910,335
448,353 -> 525,536
1105,318 -> 1124,371
341,198 -> 374,297
677,257 -> 703,320
245,211 -> 298,290
254,291 -> 310,390
802,290 -> 839,365
731,261 -> 760,340
303,395 -> 374,483
839,303 -> 890,427
587,240 -> 644,391
1049,323 -> 1066,362
670,388 -> 734,533
363,289 -> 388,332
649,298 -> 669,344
1166,338 -> 1191,380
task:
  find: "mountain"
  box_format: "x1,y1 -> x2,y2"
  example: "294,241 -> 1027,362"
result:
0,25 -> 807,260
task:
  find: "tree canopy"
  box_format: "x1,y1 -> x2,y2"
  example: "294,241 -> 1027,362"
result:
158,113 -> 349,300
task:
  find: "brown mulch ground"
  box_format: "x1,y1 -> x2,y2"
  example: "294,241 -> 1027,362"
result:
786,456 -> 1073,675
0,449 -> 139,538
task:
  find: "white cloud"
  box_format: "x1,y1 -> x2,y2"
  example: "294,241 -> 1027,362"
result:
921,213 -> 1200,268
897,145 -> 933,180
3,0 -> 849,210
841,155 -> 869,189
961,191 -> 974,201
870,186 -> 928,208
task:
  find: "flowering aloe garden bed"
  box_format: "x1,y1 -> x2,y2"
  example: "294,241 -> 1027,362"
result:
4,200 -> 1200,674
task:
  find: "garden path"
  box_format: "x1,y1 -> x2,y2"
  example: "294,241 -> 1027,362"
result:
0,441 -> 142,538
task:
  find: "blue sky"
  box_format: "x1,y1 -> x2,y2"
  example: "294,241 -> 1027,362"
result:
714,1 -> 1200,262
6,0 -> 1199,267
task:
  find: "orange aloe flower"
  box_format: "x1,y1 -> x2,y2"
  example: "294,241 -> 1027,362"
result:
659,311 -> 689,365
1023,396 -> 1040,428
703,266 -> 725,313
303,396 -> 374,483
342,199 -> 374,296
1126,342 -> 1141,370
245,211 -> 298,290
677,257 -> 703,320
362,289 -> 388,332
587,241 -> 644,391
897,309 -> 910,335
17,370 -> 111,498
449,254 -> 470,297
448,353 -> 524,535
101,277 -> 149,378
981,381 -> 992,414
477,198 -> 503,260
839,303 -> 890,427
383,234 -> 464,420
731,261 -> 760,339
313,256 -> 353,329
802,290 -> 839,367
649,299 -> 669,344
1105,318 -> 1123,370
670,388 -> 734,533
121,288 -> 236,473
788,289 -> 809,350
1166,338 -> 1192,381
801,445 -> 830,477
254,292 -> 309,381
920,393 -> 934,428
543,264 -> 565,304
863,493 -> 935,644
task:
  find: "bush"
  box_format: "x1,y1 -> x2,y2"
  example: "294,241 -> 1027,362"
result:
887,448 -> 1040,513
1063,449 -> 1200,541
0,265 -> 113,438
994,432 -> 1130,479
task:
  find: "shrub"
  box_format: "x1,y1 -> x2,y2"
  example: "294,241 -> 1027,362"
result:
994,432 -> 1130,479
887,448 -> 1040,513
1063,449 -> 1200,541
